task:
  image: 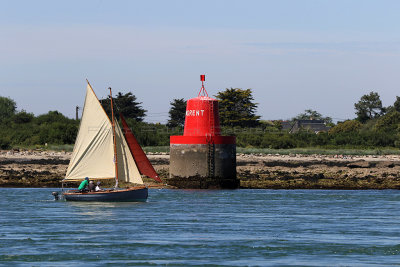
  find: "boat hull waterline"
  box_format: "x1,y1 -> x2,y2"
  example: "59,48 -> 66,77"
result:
63,187 -> 148,202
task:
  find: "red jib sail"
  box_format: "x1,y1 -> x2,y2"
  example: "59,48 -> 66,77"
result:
120,114 -> 162,183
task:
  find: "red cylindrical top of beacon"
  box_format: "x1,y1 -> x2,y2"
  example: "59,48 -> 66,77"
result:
183,96 -> 221,136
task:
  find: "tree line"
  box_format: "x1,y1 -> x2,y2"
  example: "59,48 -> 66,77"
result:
1,89 -> 400,150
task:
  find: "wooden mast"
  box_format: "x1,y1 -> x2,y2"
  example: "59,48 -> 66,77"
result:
109,87 -> 119,187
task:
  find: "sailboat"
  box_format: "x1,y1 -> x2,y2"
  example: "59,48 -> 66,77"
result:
61,80 -> 161,202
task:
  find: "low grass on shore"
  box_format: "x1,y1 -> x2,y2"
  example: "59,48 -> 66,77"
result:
236,147 -> 400,156
9,145 -> 400,156
144,146 -> 400,156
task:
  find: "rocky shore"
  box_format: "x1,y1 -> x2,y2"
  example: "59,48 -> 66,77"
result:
0,150 -> 70,187
1,150 -> 400,189
237,153 -> 400,189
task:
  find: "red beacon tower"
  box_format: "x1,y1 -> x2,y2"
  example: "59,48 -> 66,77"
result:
169,75 -> 238,189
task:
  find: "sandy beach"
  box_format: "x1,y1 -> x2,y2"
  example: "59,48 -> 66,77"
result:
0,150 -> 400,189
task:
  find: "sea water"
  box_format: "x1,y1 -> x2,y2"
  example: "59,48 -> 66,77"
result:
0,188 -> 399,266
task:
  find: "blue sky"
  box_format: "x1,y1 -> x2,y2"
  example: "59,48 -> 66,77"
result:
1,0 -> 399,122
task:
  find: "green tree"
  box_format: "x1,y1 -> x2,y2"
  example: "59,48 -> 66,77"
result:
13,110 -> 34,124
386,96 -> 400,115
34,111 -> 78,145
215,88 -> 260,127
354,91 -> 385,123
101,92 -> 147,122
0,96 -> 16,121
167,98 -> 186,128
294,109 -> 333,125
374,111 -> 400,132
35,111 -> 71,124
329,120 -> 362,134
393,96 -> 400,113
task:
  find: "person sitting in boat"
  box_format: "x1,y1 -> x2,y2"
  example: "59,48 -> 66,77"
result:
78,177 -> 89,192
88,180 -> 95,192
95,181 -> 102,191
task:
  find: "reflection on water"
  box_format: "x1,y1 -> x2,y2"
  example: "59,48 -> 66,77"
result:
68,201 -> 145,217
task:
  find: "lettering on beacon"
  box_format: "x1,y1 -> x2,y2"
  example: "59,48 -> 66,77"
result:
186,110 -> 205,117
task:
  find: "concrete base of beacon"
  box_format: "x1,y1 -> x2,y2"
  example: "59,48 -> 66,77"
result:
168,136 -> 238,189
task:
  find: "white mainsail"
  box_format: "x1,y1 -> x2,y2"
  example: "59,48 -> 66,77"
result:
64,83 -> 143,184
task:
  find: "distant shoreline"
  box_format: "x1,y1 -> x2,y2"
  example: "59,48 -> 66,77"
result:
1,150 -> 399,189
